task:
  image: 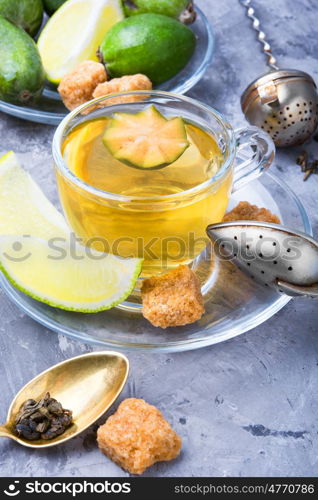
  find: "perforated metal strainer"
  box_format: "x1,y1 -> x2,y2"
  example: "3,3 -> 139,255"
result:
240,0 -> 318,147
207,221 -> 318,297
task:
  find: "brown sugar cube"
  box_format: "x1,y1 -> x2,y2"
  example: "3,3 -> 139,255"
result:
97,398 -> 182,475
58,61 -> 107,110
223,201 -> 281,224
141,265 -> 205,328
92,74 -> 152,106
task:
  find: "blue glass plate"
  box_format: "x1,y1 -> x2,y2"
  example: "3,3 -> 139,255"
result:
0,7 -> 213,126
0,172 -> 311,352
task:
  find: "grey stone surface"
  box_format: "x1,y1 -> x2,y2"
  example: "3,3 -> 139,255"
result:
0,0 -> 318,477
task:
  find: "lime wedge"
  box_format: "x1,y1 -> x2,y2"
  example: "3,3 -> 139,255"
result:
38,0 -> 124,84
0,152 -> 69,240
0,152 -> 142,311
0,235 -> 142,312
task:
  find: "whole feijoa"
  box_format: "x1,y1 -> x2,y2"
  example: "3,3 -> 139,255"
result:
0,17 -> 45,104
0,0 -> 43,37
123,0 -> 193,21
42,0 -> 67,16
99,13 -> 196,85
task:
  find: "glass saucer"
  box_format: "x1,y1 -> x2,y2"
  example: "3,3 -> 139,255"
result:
0,172 -> 311,352
0,7 -> 213,126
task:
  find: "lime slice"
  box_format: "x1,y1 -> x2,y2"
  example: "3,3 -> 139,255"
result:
0,235 -> 142,312
0,152 -> 69,240
38,0 -> 124,84
0,152 -> 142,311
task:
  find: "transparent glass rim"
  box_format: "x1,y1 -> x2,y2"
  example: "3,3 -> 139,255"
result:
52,90 -> 236,203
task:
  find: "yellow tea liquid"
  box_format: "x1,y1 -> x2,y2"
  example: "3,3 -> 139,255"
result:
58,115 -> 232,275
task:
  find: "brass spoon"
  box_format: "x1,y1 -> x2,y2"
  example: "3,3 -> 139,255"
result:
0,351 -> 129,448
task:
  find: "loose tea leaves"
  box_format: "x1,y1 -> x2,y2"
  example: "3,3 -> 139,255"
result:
296,151 -> 318,181
14,392 -> 72,441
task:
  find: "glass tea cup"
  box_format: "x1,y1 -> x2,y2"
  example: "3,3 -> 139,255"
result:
53,91 -> 275,277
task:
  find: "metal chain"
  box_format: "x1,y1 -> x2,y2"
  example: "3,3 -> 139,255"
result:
239,0 -> 279,70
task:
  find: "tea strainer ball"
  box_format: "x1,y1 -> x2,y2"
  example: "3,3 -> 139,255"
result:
240,0 -> 318,148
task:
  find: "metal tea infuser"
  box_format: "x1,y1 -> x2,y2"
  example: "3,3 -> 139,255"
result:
240,0 -> 318,147
207,221 -> 318,298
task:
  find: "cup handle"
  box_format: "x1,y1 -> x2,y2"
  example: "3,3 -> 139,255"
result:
232,126 -> 275,192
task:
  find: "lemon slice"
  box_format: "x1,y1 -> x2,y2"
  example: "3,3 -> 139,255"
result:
0,152 -> 69,240
62,119 -> 106,181
38,0 -> 124,84
0,235 -> 142,312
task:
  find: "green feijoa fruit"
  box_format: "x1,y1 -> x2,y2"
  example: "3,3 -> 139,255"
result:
0,0 -> 43,37
103,105 -> 190,169
123,0 -> 190,19
0,17 -> 45,104
99,13 -> 196,85
42,0 -> 67,16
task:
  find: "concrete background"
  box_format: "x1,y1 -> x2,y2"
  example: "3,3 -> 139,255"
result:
0,0 -> 318,477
